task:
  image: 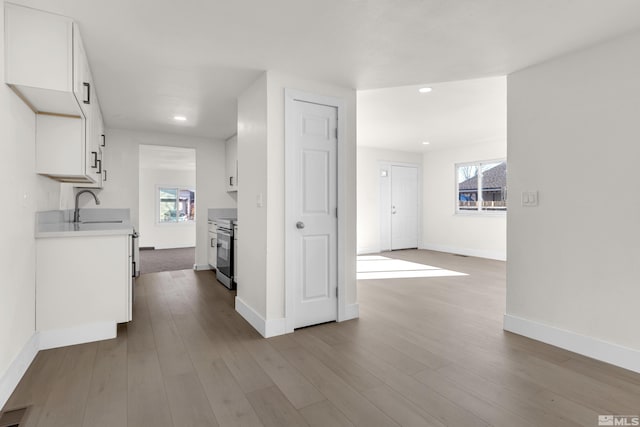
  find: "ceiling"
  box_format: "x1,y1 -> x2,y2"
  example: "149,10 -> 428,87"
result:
357,76 -> 506,152
9,0 -> 640,140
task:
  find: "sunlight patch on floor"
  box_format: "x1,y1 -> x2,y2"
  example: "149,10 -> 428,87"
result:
357,255 -> 468,280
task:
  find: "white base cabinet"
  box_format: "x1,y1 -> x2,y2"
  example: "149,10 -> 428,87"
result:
36,235 -> 132,333
233,223 -> 238,285
208,221 -> 217,269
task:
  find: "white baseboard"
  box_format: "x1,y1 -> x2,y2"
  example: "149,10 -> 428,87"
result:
39,321 -> 117,350
420,243 -> 506,261
0,333 -> 39,410
342,303 -> 360,321
235,297 -> 287,338
265,318 -> 287,338
503,314 -> 640,374
193,264 -> 212,271
357,247 -> 380,255
235,296 -> 266,337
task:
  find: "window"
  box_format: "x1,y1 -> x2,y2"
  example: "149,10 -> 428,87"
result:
158,187 -> 195,223
456,159 -> 507,213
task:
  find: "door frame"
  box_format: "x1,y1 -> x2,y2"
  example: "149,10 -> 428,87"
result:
379,161 -> 423,252
284,88 -> 346,333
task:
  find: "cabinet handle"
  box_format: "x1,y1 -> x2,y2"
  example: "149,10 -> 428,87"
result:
91,151 -> 98,168
101,134 -> 106,147
211,238 -> 215,248
83,82 -> 91,104
132,261 -> 136,278
103,169 -> 107,182
96,159 -> 102,174
229,176 -> 233,187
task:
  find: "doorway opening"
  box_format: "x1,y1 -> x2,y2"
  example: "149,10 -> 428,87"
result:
138,145 -> 196,274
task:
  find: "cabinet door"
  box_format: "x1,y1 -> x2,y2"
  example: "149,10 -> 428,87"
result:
5,4 -> 73,93
225,137 -> 238,192
76,95 -> 104,188
98,108 -> 107,184
73,24 -> 93,117
233,237 -> 237,283
36,115 -> 88,179
208,232 -> 217,268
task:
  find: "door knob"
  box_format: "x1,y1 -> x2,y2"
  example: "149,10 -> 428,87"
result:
296,221 -> 305,229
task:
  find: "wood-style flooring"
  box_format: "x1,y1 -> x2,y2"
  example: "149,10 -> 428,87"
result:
3,249 -> 640,426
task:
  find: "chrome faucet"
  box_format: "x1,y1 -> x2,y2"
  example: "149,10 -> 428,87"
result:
73,190 -> 101,223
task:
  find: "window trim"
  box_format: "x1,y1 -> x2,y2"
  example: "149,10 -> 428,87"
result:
157,185 -> 196,224
454,158 -> 507,216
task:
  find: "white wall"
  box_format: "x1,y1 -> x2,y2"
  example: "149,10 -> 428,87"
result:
64,128 -> 235,268
357,147 -> 422,254
266,71 -> 358,319
0,4 -> 61,405
237,71 -> 358,326
506,30 -> 640,367
139,167 -> 196,249
422,141 -> 507,260
237,73 -> 269,318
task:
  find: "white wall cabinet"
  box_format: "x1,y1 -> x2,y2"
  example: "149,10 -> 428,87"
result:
80,100 -> 107,188
225,136 -> 238,192
4,3 -> 105,185
208,221 -> 217,269
36,234 -> 132,334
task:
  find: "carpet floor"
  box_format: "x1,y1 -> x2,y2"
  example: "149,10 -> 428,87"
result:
139,247 -> 195,274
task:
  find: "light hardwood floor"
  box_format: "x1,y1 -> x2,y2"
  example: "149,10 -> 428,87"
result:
3,249 -> 640,426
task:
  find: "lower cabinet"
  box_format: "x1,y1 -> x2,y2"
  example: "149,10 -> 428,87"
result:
36,234 -> 132,334
208,221 -> 217,269
233,224 -> 238,285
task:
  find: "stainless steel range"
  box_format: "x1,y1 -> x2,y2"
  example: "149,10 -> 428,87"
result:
215,218 -> 236,289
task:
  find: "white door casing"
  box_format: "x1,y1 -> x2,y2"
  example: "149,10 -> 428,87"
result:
391,165 -> 419,250
290,100 -> 338,329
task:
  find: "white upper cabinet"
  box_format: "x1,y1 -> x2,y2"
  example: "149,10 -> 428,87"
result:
80,95 -> 106,188
225,136 -> 238,192
73,29 -> 94,118
5,4 -> 85,115
5,4 -> 106,185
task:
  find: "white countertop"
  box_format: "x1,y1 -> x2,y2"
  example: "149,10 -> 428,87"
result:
36,208 -> 135,238
36,221 -> 134,238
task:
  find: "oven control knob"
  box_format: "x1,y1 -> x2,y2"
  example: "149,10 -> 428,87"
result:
296,221 -> 305,229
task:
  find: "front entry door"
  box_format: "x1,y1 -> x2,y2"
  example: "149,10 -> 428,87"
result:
391,165 -> 418,250
291,100 -> 338,329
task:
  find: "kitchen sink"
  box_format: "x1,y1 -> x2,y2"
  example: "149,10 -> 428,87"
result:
80,220 -> 124,224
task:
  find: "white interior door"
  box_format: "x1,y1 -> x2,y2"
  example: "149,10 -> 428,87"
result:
391,165 -> 418,250
291,100 -> 338,329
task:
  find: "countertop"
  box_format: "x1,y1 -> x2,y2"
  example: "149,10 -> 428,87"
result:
36,221 -> 135,238
36,209 -> 135,238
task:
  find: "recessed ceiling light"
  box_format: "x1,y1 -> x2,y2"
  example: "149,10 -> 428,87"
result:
173,115 -> 187,121
418,87 -> 432,93
422,141 -> 430,145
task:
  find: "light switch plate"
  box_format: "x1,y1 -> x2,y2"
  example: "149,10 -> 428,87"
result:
521,191 -> 538,207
